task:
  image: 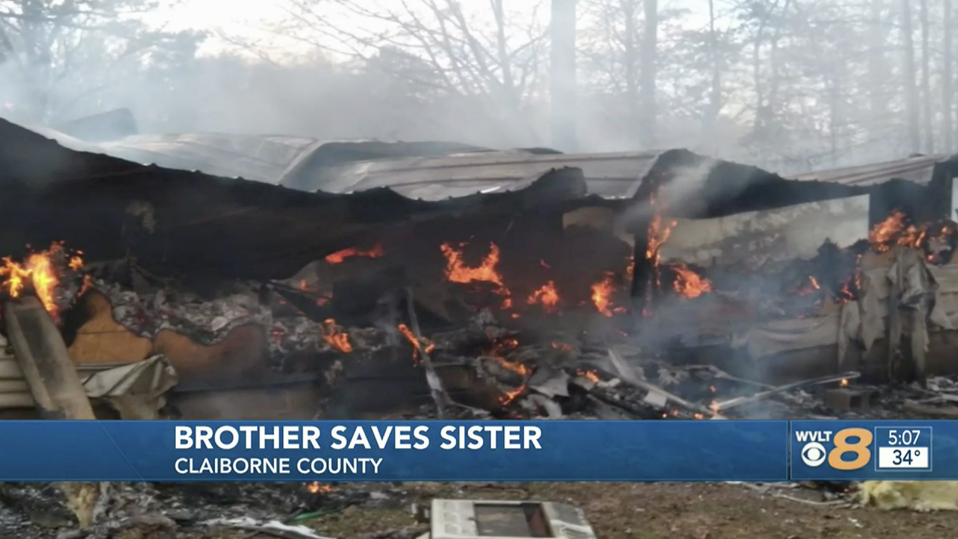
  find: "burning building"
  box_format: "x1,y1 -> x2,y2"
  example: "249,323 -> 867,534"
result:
1,114 -> 958,426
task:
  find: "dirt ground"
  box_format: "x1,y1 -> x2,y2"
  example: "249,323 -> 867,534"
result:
5,481 -> 956,538
299,482 -> 957,539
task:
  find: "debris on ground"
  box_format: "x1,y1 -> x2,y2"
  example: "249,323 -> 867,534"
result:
858,481 -> 958,511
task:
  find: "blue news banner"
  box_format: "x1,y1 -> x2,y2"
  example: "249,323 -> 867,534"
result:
0,420 -> 788,482
0,420 -> 954,482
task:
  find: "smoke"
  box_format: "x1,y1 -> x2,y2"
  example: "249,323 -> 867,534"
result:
0,0 -> 943,173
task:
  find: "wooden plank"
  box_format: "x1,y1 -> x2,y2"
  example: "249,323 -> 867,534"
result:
3,296 -> 95,420
2,295 -> 100,529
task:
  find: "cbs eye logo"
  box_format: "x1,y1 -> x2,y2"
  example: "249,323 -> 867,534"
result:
800,442 -> 827,467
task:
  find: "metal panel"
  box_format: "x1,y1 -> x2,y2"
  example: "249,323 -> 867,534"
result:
660,195 -> 870,268
790,156 -> 947,186
299,150 -> 664,199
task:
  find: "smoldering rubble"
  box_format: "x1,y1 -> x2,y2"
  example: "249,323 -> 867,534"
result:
4,118 -> 958,537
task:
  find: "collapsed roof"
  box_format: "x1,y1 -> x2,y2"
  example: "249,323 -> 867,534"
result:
1,117 -> 955,280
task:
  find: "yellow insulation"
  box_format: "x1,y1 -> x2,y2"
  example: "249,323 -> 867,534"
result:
858,481 -> 958,511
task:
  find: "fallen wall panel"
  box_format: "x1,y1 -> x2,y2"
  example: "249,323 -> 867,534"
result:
660,195 -> 869,268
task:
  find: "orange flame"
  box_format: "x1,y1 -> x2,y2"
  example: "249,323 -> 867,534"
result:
325,243 -> 384,264
591,272 -> 616,317
499,382 -> 526,405
576,369 -> 600,383
306,482 -> 332,493
440,242 -> 505,286
646,195 -> 678,269
487,338 -> 528,375
642,193 -> 678,315
671,263 -> 712,298
79,274 -> 93,297
868,210 -> 925,251
0,243 -> 83,321
397,323 -> 434,365
495,358 -> 529,376
320,319 -> 353,352
840,378 -> 849,387
526,281 -> 559,311
440,241 -> 511,306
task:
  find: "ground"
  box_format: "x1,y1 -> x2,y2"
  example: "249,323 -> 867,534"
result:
5,481 -> 957,538
296,482 -> 956,539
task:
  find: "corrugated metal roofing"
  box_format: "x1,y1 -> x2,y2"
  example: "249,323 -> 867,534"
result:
3,117 -> 508,185
284,149 -> 669,200
5,116 -> 956,281
0,118 -> 588,280
790,154 -> 953,186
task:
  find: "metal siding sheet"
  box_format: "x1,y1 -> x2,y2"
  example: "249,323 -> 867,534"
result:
790,156 -> 947,186
660,195 -> 870,268
307,150 -> 663,199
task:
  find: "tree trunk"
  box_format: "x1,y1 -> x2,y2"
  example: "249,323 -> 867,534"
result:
550,0 -> 577,151
623,0 -> 639,144
943,0 -> 953,152
902,0 -> 921,153
704,0 -> 722,141
868,0 -> 888,142
639,0 -> 658,147
919,0 -> 933,152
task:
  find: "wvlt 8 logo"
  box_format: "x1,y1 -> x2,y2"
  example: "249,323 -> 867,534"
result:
795,428 -> 873,470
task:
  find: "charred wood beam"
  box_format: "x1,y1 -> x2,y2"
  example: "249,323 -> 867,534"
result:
405,287 -> 450,417
1,295 -> 101,529
3,296 -> 96,420
630,227 -> 652,313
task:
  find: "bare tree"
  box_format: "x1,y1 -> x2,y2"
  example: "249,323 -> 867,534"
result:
272,0 -> 548,124
902,0 -> 921,153
705,0 -> 722,133
918,0 -> 933,151
639,0 -> 657,147
0,0 -> 203,121
943,0 -> 953,151
867,0 -> 888,142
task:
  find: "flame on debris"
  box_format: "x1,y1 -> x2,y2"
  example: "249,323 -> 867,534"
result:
320,319 -> 353,353
306,482 -> 332,494
591,272 -> 617,317
527,281 -> 559,312
551,342 -> 574,351
488,338 -> 528,375
646,214 -> 677,266
79,274 -> 93,297
499,383 -> 526,405
440,242 -> 511,306
642,193 -> 678,315
490,338 -> 519,355
0,242 -> 83,320
840,378 -> 849,387
397,323 -> 434,365
325,243 -> 385,264
796,275 -> 822,296
867,210 -> 941,253
671,263 -> 712,298
440,242 -> 504,286
869,211 -> 915,251
576,369 -> 600,383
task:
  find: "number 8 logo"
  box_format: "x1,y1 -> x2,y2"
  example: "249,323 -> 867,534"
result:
828,428 -> 873,470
